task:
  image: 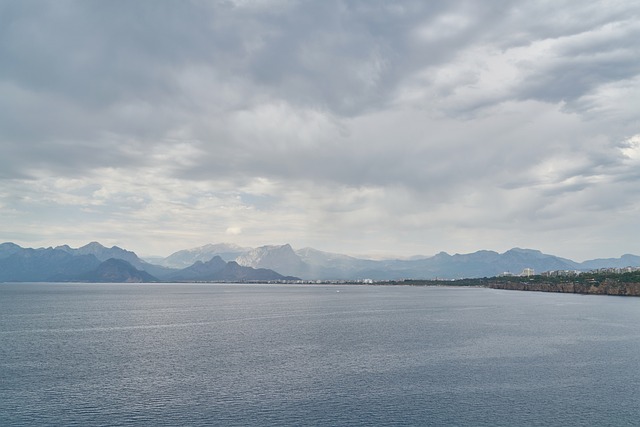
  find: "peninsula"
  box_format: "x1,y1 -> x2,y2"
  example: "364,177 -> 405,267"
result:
389,270 -> 640,296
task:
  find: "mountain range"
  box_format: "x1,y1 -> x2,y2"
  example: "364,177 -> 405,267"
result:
151,243 -> 640,280
0,242 -> 298,283
1,241 -> 639,283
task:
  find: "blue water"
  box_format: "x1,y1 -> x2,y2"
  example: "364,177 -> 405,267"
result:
1,283 -> 639,426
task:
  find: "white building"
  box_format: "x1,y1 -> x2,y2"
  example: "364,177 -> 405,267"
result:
520,268 -> 534,277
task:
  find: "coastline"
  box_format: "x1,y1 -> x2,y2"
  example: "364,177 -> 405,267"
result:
487,281 -> 640,296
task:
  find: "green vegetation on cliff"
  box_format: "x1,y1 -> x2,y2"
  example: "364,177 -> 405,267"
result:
390,271 -> 640,296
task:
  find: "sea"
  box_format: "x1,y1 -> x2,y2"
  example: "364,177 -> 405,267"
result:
1,283 -> 639,426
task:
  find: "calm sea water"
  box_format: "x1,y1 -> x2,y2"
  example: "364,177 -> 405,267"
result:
1,283 -> 639,426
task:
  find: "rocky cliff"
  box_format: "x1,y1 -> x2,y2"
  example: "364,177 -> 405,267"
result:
489,280 -> 640,296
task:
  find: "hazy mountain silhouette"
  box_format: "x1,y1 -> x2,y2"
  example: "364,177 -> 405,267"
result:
0,247 -> 101,282
2,242 -> 639,282
56,242 -> 174,278
169,256 -> 299,282
158,243 -> 250,268
78,258 -> 158,283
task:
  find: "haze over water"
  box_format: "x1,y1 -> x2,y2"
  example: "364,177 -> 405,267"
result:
1,283 -> 639,426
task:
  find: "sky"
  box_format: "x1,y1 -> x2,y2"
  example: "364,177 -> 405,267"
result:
1,0 -> 639,260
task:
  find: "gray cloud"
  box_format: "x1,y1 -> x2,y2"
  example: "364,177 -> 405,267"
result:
1,0 -> 639,259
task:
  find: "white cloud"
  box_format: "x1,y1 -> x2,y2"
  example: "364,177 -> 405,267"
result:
621,134 -> 640,161
226,226 -> 243,235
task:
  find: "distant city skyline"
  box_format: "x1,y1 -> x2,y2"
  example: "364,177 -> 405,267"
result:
1,1 -> 639,261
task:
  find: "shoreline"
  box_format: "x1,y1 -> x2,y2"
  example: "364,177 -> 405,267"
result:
487,281 -> 640,296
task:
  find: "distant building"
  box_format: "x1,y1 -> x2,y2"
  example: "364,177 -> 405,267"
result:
541,270 -> 580,277
520,268 -> 534,277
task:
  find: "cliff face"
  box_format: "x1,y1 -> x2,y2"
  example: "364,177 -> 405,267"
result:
489,281 -> 640,296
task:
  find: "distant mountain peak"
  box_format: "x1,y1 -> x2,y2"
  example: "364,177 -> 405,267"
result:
0,242 -> 24,259
81,241 -> 107,250
236,244 -> 308,278
505,248 -> 542,254
157,243 -> 251,268
205,255 -> 227,267
167,256 -> 297,282
0,242 -> 21,248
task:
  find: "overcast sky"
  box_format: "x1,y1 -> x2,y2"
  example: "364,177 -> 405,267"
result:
1,0 -> 639,260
